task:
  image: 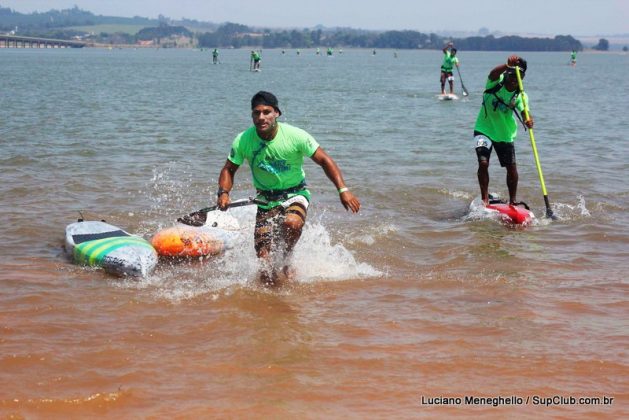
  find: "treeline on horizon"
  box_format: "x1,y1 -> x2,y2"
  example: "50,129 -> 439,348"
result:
198,23 -> 583,51
0,5 -> 586,51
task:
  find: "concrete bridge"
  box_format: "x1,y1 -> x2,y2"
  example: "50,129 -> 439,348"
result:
0,34 -> 86,48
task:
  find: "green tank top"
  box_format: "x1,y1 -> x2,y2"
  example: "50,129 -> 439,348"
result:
441,51 -> 459,71
474,75 -> 528,143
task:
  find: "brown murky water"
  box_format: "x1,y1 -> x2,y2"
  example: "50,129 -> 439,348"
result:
1,48 -> 627,417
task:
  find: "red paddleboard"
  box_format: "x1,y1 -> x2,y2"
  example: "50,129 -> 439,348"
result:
485,203 -> 535,225
469,194 -> 536,226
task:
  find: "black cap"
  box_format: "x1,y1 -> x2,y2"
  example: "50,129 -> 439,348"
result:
506,58 -> 527,79
251,91 -> 282,116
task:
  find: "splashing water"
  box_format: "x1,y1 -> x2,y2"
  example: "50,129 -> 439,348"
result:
119,202 -> 379,301
547,194 -> 591,222
292,222 -> 382,282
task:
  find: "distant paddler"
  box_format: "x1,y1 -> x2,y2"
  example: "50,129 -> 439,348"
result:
570,50 -> 577,66
251,49 -> 261,71
212,48 -> 219,64
216,91 -> 361,286
327,47 -> 333,56
440,42 -> 460,95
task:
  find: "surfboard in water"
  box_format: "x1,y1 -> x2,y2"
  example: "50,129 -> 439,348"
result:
151,211 -> 241,258
65,220 -> 158,277
469,194 -> 535,226
437,93 -> 459,101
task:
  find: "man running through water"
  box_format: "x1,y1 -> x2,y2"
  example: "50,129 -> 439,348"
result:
474,55 -> 534,205
216,91 -> 360,286
440,42 -> 459,94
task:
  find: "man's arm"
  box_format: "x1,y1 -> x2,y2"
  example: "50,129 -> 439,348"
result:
488,54 -> 521,81
488,63 -> 509,81
310,147 -> 360,213
217,159 -> 240,210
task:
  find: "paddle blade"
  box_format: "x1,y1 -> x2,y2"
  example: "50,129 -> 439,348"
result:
546,208 -> 559,220
177,211 -> 207,227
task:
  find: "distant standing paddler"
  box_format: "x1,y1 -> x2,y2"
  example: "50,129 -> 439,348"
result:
251,50 -> 261,71
440,42 -> 460,94
212,48 -> 219,64
570,50 -> 577,66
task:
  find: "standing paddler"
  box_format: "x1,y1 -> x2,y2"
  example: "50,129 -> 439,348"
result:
473,55 -> 534,206
440,42 -> 460,95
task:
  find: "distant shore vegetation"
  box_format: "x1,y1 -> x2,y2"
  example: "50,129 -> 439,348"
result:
0,5 -> 593,51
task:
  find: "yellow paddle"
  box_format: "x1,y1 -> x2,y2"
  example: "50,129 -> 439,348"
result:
515,66 -> 557,219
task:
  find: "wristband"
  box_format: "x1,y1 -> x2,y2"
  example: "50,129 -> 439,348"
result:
217,188 -> 229,197
338,187 -> 349,194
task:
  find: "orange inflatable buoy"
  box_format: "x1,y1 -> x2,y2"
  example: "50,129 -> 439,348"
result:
151,225 -> 226,257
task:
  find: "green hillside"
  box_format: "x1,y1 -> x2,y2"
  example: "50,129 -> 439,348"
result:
68,24 -> 147,35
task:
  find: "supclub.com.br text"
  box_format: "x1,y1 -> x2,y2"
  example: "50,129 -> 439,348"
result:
420,394 -> 615,407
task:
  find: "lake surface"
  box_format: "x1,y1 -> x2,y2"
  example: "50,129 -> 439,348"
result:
1,47 -> 627,417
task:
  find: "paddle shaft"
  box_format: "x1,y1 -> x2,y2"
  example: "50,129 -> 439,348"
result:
194,197 -> 266,214
455,66 -> 469,96
514,66 -> 555,218
177,197 -> 268,226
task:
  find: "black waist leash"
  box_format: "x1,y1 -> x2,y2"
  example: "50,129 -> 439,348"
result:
482,83 -> 527,130
257,180 -> 307,201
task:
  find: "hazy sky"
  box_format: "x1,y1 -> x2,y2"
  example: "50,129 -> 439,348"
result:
2,0 -> 628,36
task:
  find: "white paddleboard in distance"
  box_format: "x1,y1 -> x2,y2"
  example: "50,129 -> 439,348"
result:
437,93 -> 459,101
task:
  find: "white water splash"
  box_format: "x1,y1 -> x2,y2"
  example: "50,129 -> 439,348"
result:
463,195 -> 504,223
122,204 -> 380,301
548,194 -> 591,221
349,223 -> 398,246
293,222 -> 382,282
440,189 -> 473,201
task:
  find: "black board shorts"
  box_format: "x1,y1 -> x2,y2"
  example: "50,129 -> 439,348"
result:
475,133 -> 516,167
